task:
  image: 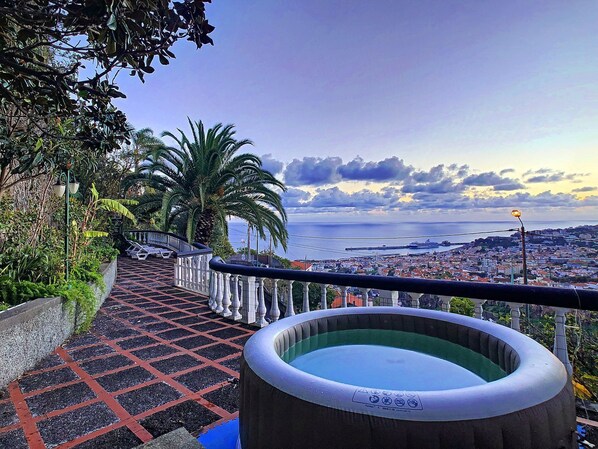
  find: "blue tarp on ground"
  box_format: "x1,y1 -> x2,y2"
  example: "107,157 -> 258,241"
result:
198,418 -> 239,449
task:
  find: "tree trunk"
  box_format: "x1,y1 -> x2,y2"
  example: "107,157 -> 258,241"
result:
194,209 -> 216,246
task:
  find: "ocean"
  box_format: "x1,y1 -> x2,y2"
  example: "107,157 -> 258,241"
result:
227,220 -> 598,261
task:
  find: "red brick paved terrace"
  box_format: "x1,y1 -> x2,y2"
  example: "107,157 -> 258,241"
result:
0,256 -> 253,448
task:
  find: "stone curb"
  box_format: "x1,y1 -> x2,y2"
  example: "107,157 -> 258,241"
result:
134,428 -> 203,449
0,259 -> 117,387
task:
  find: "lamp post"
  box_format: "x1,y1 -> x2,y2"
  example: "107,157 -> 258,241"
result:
511,209 -> 529,325
510,209 -> 527,285
53,163 -> 79,281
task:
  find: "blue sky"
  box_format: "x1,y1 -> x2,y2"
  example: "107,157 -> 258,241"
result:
116,0 -> 598,221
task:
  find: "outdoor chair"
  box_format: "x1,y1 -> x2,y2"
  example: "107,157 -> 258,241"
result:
126,240 -> 173,260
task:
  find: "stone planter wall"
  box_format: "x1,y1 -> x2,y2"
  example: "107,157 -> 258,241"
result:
0,259 -> 117,388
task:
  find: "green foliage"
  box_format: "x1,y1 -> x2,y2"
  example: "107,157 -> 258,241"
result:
0,197 -> 63,283
210,222 -> 234,260
0,275 -> 101,332
450,297 -> 475,317
125,120 -> 288,249
56,280 -> 98,332
292,281 -> 336,311
0,277 -> 54,305
0,1 -> 214,156
86,238 -> 120,263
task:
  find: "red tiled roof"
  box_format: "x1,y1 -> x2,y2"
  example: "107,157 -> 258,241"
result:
291,261 -> 312,270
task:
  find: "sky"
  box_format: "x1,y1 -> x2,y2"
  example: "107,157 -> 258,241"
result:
115,0 -> 598,222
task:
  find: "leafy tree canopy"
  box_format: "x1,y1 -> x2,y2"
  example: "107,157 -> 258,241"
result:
125,120 -> 289,250
0,0 -> 214,154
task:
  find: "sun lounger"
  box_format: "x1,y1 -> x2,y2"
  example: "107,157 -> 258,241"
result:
126,240 -> 173,260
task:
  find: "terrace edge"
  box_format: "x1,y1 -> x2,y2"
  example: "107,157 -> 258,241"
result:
0,259 -> 117,387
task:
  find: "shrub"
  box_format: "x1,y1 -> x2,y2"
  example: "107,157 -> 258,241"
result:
450,297 -> 475,317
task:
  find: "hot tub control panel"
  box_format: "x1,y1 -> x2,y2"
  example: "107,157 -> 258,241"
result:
352,389 -> 423,412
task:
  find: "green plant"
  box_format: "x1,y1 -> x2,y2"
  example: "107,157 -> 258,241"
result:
125,120 -> 288,248
87,238 -> 120,263
450,297 -> 475,317
0,276 -> 101,332
55,280 -> 98,332
71,183 -> 136,262
71,257 -> 105,292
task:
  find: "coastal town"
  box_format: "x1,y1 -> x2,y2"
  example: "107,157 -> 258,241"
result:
308,225 -> 598,290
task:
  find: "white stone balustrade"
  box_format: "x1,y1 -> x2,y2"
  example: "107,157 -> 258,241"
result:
221,273 -> 231,317
340,286 -> 348,308
231,275 -> 242,321
320,284 -> 328,310
270,279 -> 281,321
302,282 -> 310,313
240,276 -> 257,324
409,292 -> 423,308
285,280 -> 295,317
256,278 -> 268,328
378,290 -> 398,307
552,307 -> 573,376
507,303 -> 523,332
438,295 -> 452,313
470,298 -> 486,320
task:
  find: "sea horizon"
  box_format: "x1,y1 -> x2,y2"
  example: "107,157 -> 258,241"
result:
228,219 -> 598,261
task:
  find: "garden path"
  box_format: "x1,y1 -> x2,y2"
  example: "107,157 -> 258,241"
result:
0,256 -> 252,449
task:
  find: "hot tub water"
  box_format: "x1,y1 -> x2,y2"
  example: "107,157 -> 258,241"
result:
282,328 -> 507,390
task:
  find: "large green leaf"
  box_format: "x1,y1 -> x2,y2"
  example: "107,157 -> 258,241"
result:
98,199 -> 137,223
83,230 -> 109,238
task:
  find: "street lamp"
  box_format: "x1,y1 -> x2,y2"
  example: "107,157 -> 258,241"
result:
53,163 -> 79,281
511,209 -> 529,327
510,209 -> 527,285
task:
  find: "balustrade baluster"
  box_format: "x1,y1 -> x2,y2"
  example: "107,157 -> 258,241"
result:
208,269 -> 215,309
438,296 -> 452,313
320,284 -> 328,310
302,282 -> 310,313
471,298 -> 486,319
341,286 -> 348,308
256,278 -> 268,327
174,258 -> 180,288
379,290 -> 398,307
241,276 -> 257,324
409,292 -> 423,308
222,273 -> 232,317
508,303 -> 523,331
362,288 -> 370,307
553,308 -> 573,376
191,257 -> 197,291
215,272 -> 224,313
270,279 -> 281,321
230,275 -> 241,320
285,280 -> 295,317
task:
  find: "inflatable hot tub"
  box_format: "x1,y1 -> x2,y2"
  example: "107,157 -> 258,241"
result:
239,307 -> 575,449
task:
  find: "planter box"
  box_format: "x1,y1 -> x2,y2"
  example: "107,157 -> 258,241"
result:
0,259 -> 117,388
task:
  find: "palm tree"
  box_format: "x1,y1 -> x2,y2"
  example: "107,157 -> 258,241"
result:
124,120 -> 288,250
127,127 -> 164,171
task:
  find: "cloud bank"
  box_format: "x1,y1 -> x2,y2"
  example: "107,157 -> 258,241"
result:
258,154 -> 597,214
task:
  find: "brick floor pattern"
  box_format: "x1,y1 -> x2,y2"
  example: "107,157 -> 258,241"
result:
0,257 -> 253,449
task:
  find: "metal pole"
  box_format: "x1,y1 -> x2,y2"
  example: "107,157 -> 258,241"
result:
520,223 -> 527,285
247,225 -> 251,263
65,166 -> 70,282
269,234 -> 272,267
518,219 -> 529,323
256,230 -> 259,264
